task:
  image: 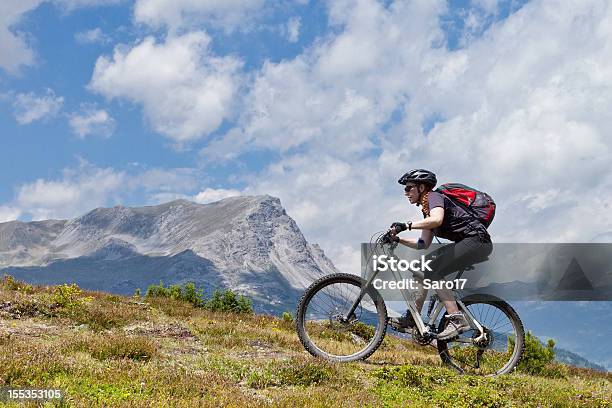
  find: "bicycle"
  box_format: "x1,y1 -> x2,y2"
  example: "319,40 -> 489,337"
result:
295,230 -> 525,376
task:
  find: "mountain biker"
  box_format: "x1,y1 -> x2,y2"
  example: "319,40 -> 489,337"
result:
388,169 -> 493,340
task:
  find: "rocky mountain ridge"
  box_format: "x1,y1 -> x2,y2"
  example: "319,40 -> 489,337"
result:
0,195 -> 337,312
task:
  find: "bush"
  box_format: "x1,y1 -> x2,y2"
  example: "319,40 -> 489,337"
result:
145,281 -> 171,298
515,331 -> 556,376
282,311 -> 294,323
349,322 -> 375,341
182,282 -> 204,307
145,281 -> 205,307
204,289 -> 253,314
1,274 -> 35,294
51,284 -> 93,309
145,282 -> 251,313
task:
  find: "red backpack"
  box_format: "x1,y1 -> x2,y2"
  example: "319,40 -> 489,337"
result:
435,183 -> 496,228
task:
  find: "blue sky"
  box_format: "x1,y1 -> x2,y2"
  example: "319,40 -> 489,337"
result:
3,0 -> 612,272
1,0 -> 612,368
1,0 -> 528,214
0,0 -> 333,202
3,0 -> 612,266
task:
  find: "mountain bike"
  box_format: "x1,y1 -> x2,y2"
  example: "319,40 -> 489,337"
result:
296,230 -> 525,376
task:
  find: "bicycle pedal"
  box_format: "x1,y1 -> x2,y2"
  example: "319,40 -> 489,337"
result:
390,325 -> 411,333
389,319 -> 411,333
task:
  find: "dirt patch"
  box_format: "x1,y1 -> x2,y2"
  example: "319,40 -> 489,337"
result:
123,322 -> 196,339
231,339 -> 293,360
0,318 -> 63,338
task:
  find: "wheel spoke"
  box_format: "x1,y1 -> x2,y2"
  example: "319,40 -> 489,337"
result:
439,299 -> 524,376
297,275 -> 387,362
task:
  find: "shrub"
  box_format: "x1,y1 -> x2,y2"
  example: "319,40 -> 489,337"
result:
204,289 -> 253,314
0,341 -> 71,385
181,282 -> 204,307
145,281 -> 205,308
51,284 -> 93,309
145,281 -> 171,298
168,284 -> 182,300
282,311 -> 294,323
1,298 -> 57,319
349,322 -> 375,341
515,331 -> 556,376
145,282 -> 253,313
1,275 -> 35,293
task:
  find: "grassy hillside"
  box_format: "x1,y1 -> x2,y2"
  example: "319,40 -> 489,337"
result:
0,276 -> 610,407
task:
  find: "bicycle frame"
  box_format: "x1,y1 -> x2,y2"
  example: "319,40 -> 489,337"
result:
344,239 -> 485,340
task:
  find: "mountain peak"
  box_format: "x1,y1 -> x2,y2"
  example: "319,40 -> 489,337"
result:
0,194 -> 337,311
159,194 -> 281,209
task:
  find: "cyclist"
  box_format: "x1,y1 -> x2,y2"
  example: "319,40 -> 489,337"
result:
387,169 -> 493,340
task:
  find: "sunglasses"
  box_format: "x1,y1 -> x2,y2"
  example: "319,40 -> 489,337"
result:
404,185 -> 417,192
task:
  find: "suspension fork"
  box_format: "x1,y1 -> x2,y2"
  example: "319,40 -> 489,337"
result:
344,267 -> 381,320
345,241 -> 391,319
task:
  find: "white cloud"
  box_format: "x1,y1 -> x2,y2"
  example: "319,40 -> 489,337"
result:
9,161 -> 203,220
286,16 -> 300,43
74,27 -> 110,44
131,168 -> 199,194
0,206 -> 21,223
193,187 -> 241,204
68,105 -> 115,138
203,0 -> 445,160
12,88 -> 64,124
0,0 -> 44,73
133,0 -> 265,32
203,0 -> 612,275
16,165 -> 125,220
90,32 -> 242,143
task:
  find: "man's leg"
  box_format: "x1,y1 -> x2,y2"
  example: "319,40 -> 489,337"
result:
428,237 -> 492,340
389,244 -> 455,331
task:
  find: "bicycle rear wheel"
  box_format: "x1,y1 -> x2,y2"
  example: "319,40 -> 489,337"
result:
437,295 -> 525,376
296,273 -> 388,362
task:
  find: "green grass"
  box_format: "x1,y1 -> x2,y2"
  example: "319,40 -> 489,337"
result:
68,333 -> 158,361
0,275 -> 610,407
246,358 -> 339,389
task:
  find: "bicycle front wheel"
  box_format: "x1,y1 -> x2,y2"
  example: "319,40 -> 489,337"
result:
296,273 -> 388,362
437,295 -> 525,376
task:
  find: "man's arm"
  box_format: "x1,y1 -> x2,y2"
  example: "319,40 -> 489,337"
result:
410,207 -> 444,230
392,206 -> 443,249
396,229 -> 434,249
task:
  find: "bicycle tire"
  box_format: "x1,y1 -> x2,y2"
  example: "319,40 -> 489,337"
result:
437,294 -> 525,376
296,273 -> 388,362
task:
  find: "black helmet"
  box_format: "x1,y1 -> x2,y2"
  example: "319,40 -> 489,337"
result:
398,169 -> 437,188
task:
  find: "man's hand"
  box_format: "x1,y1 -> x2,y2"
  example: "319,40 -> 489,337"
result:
381,233 -> 400,244
390,222 -> 408,233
